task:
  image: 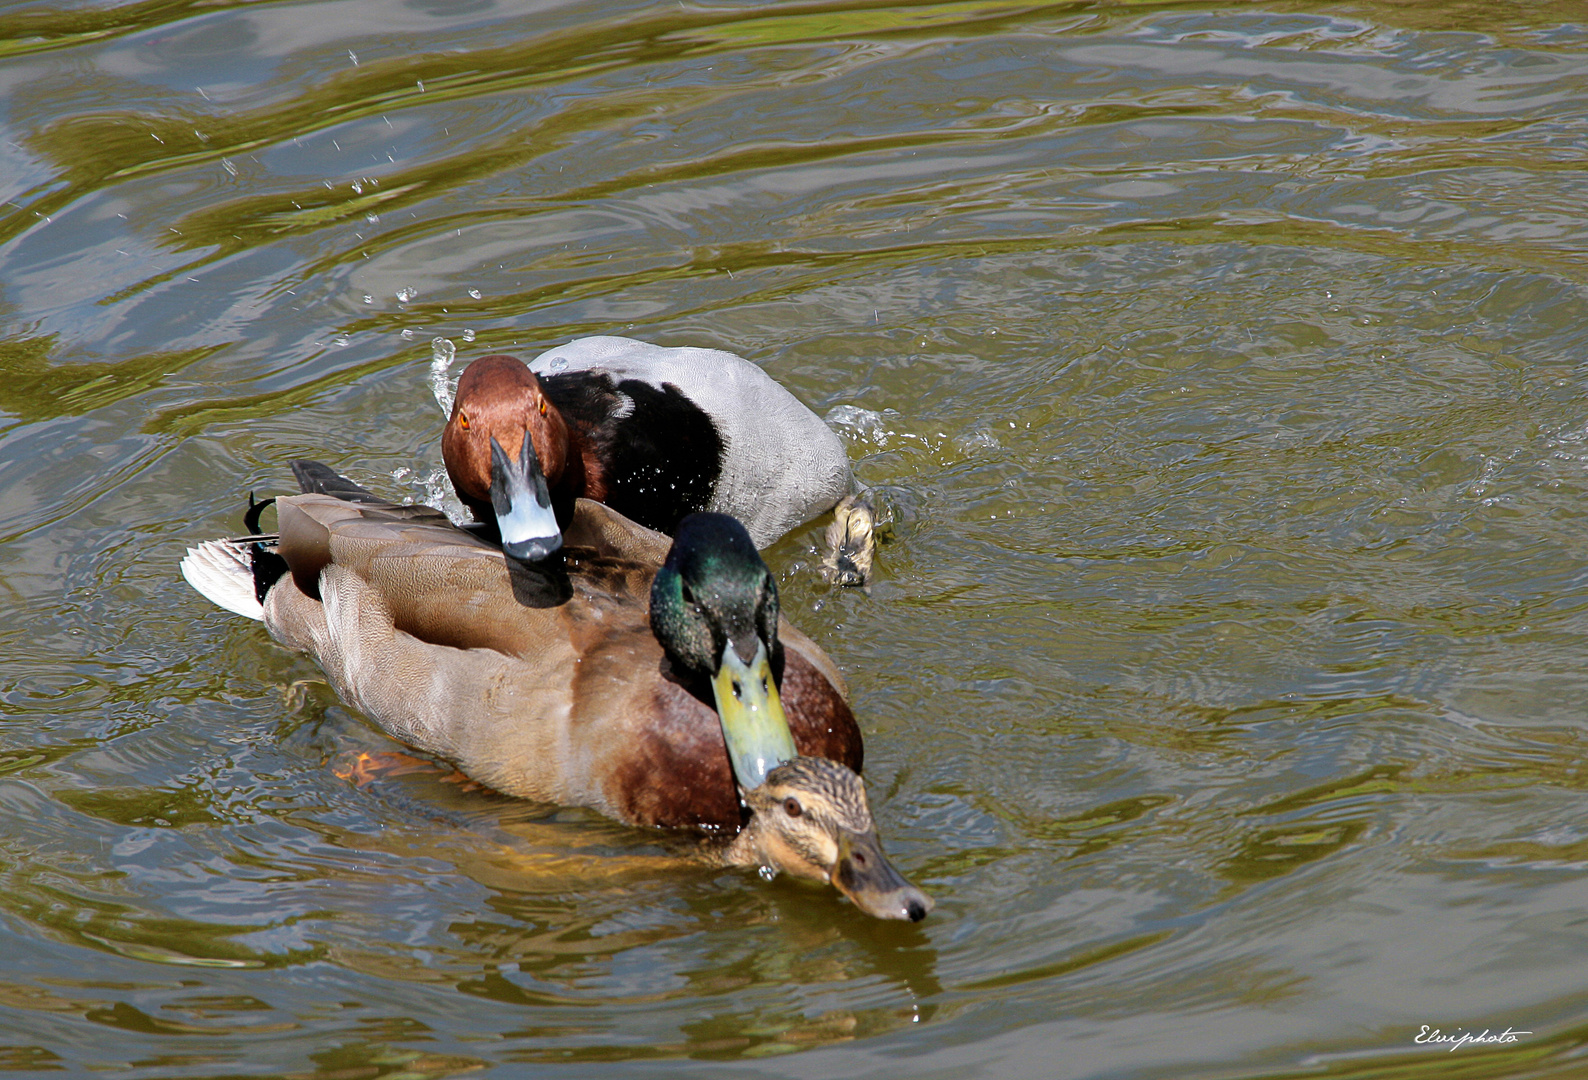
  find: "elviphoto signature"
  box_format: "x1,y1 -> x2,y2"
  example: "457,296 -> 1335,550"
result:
1415,1025 -> 1531,1052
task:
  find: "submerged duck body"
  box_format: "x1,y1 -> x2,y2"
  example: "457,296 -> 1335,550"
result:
443,337 -> 852,559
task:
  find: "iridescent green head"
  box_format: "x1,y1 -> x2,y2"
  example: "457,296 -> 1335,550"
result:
650,513 -> 796,789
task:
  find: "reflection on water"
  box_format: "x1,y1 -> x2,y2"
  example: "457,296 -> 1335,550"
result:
3,0 -> 1588,1075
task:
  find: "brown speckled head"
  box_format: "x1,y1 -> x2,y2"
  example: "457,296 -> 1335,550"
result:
730,757 -> 932,921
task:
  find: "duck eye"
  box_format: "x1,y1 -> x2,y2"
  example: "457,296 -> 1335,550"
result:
783,797 -> 802,818
458,413 -> 470,431
539,399 -> 547,417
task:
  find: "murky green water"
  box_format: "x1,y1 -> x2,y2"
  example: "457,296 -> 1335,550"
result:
4,0 -> 1588,1075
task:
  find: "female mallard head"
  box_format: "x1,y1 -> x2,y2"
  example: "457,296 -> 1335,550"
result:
650,513 -> 795,788
725,757 -> 932,921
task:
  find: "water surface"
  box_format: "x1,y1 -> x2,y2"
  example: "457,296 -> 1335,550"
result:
3,1 -> 1588,1076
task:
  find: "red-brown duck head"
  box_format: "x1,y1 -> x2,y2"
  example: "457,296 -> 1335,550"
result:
441,355 -> 579,562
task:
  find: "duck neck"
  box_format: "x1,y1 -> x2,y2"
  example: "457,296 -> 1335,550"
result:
714,822 -> 764,867
563,419 -> 607,505
548,420 -> 591,528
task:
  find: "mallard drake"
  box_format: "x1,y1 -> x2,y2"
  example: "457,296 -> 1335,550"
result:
439,337 -> 852,560
181,463 -> 929,920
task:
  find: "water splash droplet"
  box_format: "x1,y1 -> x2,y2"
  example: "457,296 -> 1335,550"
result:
430,337 -> 458,415
467,288 -> 482,300
955,429 -> 1000,453
396,287 -> 416,303
351,180 -> 363,195
461,329 -> 476,342
365,212 -> 379,225
548,356 -> 569,373
824,404 -> 900,446
400,328 -> 415,340
221,158 -> 237,177
758,865 -> 777,882
362,294 -> 374,304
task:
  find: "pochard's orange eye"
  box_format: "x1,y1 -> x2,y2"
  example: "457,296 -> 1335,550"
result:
539,399 -> 548,417
458,413 -> 470,431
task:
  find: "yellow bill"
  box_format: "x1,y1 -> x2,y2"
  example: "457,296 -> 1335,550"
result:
710,639 -> 798,789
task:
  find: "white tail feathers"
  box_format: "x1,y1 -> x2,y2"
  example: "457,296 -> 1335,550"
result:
181,539 -> 265,621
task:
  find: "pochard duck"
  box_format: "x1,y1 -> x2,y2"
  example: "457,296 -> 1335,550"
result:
440,336 -> 852,561
181,462 -> 930,920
